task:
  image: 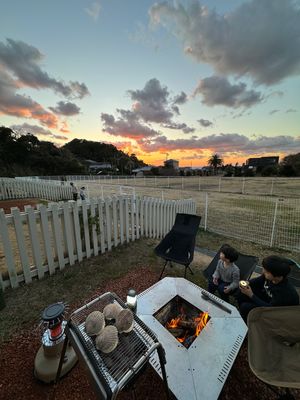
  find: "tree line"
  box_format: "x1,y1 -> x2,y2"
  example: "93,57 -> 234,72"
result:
0,126 -> 146,177
207,153 -> 300,177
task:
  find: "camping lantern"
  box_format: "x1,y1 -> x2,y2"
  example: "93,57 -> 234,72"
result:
126,289 -> 137,312
34,302 -> 77,383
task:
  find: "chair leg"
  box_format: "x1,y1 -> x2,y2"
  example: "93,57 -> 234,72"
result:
184,265 -> 194,279
159,260 -> 169,280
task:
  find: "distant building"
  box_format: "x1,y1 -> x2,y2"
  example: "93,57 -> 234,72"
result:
246,156 -> 279,168
164,159 -> 179,169
132,166 -> 153,176
85,159 -> 112,173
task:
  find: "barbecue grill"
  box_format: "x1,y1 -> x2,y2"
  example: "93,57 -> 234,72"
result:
56,292 -> 170,400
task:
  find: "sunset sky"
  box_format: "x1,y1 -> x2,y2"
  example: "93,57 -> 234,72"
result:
1,0 -> 300,167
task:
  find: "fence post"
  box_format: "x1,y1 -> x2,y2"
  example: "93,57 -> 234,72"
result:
242,177 -> 245,194
270,199 -> 279,247
168,176 -> 170,188
270,178 -> 274,196
218,177 -> 221,192
182,176 -> 184,189
204,192 -> 208,231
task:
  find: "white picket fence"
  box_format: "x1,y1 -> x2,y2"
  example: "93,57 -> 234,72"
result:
0,196 -> 196,290
0,178 -> 72,201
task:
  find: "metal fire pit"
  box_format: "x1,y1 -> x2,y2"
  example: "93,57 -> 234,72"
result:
137,277 -> 247,400
56,292 -> 169,400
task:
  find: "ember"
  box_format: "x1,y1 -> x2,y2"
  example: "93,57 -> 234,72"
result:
154,295 -> 210,348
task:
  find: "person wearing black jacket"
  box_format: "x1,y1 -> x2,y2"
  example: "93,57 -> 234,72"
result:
238,255 -> 299,322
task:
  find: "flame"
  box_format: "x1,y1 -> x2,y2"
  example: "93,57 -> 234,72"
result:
166,312 -> 209,345
195,312 -> 209,336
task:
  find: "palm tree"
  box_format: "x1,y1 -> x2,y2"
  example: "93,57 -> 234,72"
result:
208,153 -> 223,175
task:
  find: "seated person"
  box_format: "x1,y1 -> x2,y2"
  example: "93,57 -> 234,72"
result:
208,244 -> 240,302
238,255 -> 299,322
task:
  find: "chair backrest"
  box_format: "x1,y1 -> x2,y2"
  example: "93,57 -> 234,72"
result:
155,213 -> 201,265
172,213 -> 201,236
202,245 -> 258,281
248,305 -> 300,389
286,259 -> 300,288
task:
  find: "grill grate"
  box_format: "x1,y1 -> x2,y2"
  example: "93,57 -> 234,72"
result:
63,292 -> 169,399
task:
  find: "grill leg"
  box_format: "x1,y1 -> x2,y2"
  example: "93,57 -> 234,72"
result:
157,344 -> 170,400
159,260 -> 169,280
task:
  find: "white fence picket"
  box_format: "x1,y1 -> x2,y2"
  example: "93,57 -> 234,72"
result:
82,201 -> 91,258
38,204 -> 55,275
135,198 -> 140,240
50,204 -> 65,270
97,199 -> 105,254
62,203 -> 75,266
130,196 -> 135,242
0,209 -> 19,288
112,197 -> 118,247
125,197 -> 129,243
105,198 -> 112,251
11,208 -> 32,284
90,198 -> 99,256
25,206 -> 44,280
72,201 -> 83,262
119,197 -> 125,245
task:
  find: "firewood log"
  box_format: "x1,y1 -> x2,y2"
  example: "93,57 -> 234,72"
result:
177,320 -> 197,330
167,327 -> 185,338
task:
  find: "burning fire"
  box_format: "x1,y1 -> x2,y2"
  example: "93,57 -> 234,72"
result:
166,312 -> 209,346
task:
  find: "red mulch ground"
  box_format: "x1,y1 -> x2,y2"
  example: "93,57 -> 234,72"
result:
0,198 -> 40,214
1,267 -> 299,400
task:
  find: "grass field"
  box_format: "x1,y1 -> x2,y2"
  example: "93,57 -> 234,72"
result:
82,180 -> 300,253
76,175 -> 300,197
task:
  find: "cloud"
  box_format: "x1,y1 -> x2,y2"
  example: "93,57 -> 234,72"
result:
286,108 -> 297,113
150,0 -> 300,85
49,101 -> 80,116
269,109 -> 280,115
128,78 -> 173,123
138,133 -> 300,154
101,112 -> 160,139
0,38 -> 89,98
193,76 -> 262,108
10,123 -> 68,140
85,1 -> 101,21
101,78 -> 194,140
163,122 -> 195,133
198,119 -> 213,127
0,69 -> 58,128
173,91 -> 187,105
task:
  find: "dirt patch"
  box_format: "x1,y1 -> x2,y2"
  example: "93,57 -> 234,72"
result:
0,198 -> 41,214
0,266 -> 299,400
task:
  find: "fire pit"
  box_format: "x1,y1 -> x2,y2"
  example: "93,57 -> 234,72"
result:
155,296 -> 210,348
137,277 -> 247,400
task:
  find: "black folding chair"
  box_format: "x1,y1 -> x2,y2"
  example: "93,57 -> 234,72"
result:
286,259 -> 300,288
155,213 -> 201,280
202,245 -> 258,285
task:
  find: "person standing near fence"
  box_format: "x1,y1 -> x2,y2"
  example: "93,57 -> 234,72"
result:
80,186 -> 86,200
70,182 -> 78,201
